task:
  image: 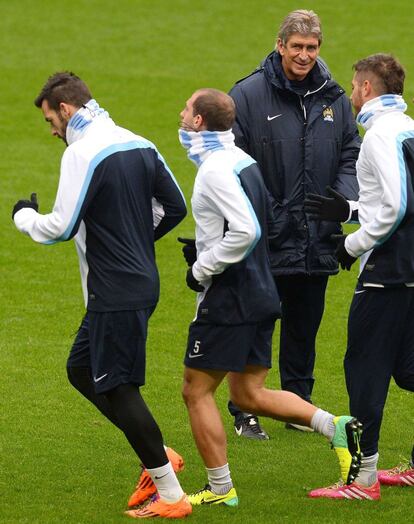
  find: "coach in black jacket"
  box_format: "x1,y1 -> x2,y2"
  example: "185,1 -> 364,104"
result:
228,9 -> 360,436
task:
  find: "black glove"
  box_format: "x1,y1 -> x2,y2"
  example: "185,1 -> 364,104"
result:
304,186 -> 350,222
331,234 -> 357,270
186,267 -> 204,292
12,193 -> 39,220
178,237 -> 197,266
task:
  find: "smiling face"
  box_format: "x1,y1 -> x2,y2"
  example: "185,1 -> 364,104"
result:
277,33 -> 320,81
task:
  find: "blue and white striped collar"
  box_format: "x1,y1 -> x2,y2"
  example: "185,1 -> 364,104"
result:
178,128 -> 235,167
356,95 -> 407,131
66,99 -> 111,145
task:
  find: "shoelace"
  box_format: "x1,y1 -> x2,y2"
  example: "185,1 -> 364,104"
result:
193,484 -> 211,495
387,462 -> 413,474
327,480 -> 344,489
246,416 -> 264,434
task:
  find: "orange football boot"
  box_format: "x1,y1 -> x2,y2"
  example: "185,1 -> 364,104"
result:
128,447 -> 184,508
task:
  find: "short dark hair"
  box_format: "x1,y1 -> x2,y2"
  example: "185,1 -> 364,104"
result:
34,72 -> 92,110
353,54 -> 405,95
192,88 -> 235,131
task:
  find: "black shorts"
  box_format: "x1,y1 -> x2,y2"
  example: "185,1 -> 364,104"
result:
67,308 -> 153,394
184,319 -> 275,372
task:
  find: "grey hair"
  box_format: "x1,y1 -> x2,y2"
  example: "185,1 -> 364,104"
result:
278,9 -> 322,45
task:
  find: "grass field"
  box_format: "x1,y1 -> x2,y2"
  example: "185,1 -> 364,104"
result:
1,1 -> 413,522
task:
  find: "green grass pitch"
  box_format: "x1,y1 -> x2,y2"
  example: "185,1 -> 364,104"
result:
1,0 -> 413,522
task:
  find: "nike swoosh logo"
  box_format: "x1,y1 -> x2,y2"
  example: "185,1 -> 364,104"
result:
94,373 -> 108,382
267,114 -> 282,121
205,496 -> 229,504
235,425 -> 243,436
354,290 -> 366,295
154,473 -> 169,479
188,353 -> 204,358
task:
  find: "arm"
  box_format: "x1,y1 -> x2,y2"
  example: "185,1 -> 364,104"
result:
152,151 -> 187,241
229,84 -> 252,155
13,147 -> 90,243
346,132 -> 404,257
332,96 -> 361,201
192,168 -> 261,282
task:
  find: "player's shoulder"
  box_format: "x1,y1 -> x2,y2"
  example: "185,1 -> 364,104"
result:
231,67 -> 265,97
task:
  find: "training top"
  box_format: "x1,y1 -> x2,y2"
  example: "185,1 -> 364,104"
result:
179,128 -> 280,325
345,95 -> 414,285
14,100 -> 186,311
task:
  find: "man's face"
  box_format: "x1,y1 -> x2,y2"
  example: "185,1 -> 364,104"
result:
41,99 -> 69,144
180,93 -> 199,131
350,73 -> 365,115
277,33 -> 320,81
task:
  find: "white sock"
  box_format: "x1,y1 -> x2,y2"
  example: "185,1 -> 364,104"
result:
207,464 -> 233,495
356,453 -> 378,487
147,462 -> 184,503
310,408 -> 336,440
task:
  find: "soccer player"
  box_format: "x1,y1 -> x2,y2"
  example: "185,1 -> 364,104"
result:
226,9 -> 360,437
178,87 -> 362,506
12,72 -> 192,519
305,54 -> 414,499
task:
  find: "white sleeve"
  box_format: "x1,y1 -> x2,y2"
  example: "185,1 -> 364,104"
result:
152,197 -> 165,229
13,147 -> 89,244
346,133 -> 403,257
192,168 -> 261,282
345,200 -> 359,222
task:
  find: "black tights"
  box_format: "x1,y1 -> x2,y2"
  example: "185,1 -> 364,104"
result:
67,366 -> 168,469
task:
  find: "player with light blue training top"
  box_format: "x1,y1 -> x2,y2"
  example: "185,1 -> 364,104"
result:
305,54 -> 414,500
12,71 -> 191,519
177,87 -> 362,507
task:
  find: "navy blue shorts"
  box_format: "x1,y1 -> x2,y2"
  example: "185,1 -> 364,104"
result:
184,319 -> 275,372
67,308 -> 153,394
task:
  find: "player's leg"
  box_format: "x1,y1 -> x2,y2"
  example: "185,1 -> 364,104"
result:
378,288 -> 414,487
229,366 -> 361,487
275,274 -> 328,406
228,318 -> 361,488
310,286 -> 404,499
228,318 -> 316,425
183,321 -> 256,507
182,365 -> 238,507
66,314 -> 119,426
89,309 -> 190,519
182,366 -> 227,467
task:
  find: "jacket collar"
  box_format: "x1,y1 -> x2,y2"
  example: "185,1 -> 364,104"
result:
66,99 -> 111,145
356,95 -> 408,131
263,51 -> 333,96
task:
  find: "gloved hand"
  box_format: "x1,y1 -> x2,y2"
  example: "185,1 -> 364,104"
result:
12,193 -> 39,220
186,267 -> 204,292
304,186 -> 350,222
178,237 -> 197,266
331,234 -> 357,270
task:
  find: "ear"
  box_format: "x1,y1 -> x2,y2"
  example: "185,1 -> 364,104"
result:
362,79 -> 372,98
193,114 -> 204,131
59,102 -> 76,120
276,37 -> 284,55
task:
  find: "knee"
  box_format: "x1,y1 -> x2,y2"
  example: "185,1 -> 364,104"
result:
230,387 -> 257,413
182,375 -> 196,407
67,366 -> 89,393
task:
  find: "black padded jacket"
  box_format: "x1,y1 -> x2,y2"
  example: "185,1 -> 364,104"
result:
230,51 -> 361,275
